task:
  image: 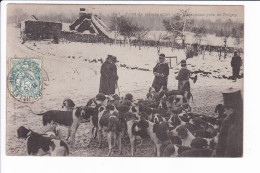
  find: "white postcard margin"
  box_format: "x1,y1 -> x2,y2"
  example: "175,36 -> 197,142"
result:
1,1 -> 260,173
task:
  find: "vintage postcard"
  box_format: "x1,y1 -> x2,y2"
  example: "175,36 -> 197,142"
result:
5,4 -> 243,157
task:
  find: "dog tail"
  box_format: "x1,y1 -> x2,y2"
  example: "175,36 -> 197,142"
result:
24,105 -> 45,115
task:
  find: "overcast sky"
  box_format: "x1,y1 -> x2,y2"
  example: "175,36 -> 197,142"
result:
8,4 -> 244,22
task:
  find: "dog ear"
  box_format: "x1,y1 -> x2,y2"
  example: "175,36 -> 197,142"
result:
153,123 -> 160,133
137,118 -> 148,129
83,107 -> 94,119
125,93 -> 133,101
131,106 -> 137,113
215,104 -> 223,113
117,105 -> 130,113
190,137 -> 208,149
17,126 -> 30,139
96,93 -> 106,102
125,112 -> 135,121
106,104 -> 115,110
75,108 -> 81,118
122,100 -> 132,107
176,126 -> 188,137
99,106 -> 105,112
86,99 -> 93,107
68,99 -> 75,107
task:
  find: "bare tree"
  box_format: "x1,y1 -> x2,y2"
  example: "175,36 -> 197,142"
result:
110,13 -> 120,44
192,26 -> 206,58
193,26 -> 206,46
153,31 -> 168,54
110,16 -> 139,45
133,26 -> 150,50
163,9 -> 193,46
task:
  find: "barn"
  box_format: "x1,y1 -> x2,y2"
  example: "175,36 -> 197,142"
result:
20,15 -> 62,43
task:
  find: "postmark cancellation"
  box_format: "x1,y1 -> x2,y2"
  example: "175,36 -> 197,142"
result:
8,57 -> 42,102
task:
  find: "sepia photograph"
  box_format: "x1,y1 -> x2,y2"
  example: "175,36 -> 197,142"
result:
5,4 -> 243,157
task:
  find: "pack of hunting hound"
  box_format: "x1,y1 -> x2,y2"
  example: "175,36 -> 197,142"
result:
17,85 -> 230,157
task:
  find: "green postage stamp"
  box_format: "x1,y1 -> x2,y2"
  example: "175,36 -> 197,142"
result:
8,58 -> 42,102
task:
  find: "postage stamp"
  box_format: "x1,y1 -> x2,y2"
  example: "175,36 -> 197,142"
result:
8,58 -> 42,102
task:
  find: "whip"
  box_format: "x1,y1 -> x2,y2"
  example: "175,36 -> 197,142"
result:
116,81 -> 121,96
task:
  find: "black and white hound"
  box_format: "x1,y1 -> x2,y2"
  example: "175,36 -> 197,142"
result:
35,106 -> 89,145
134,118 -> 170,156
17,126 -> 69,156
97,105 -> 122,156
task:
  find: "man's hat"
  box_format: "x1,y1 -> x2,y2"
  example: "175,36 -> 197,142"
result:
159,53 -> 166,59
180,60 -> 186,64
222,88 -> 242,109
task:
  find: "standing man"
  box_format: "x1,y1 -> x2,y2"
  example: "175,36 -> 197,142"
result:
152,53 -> 169,92
231,51 -> 242,81
99,55 -> 118,95
176,60 -> 191,94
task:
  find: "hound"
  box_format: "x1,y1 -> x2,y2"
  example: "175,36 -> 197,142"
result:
17,126 -> 69,156
97,105 -> 122,156
173,125 -> 215,149
125,112 -> 144,156
34,106 -> 89,145
134,118 -> 170,156
163,144 -> 191,157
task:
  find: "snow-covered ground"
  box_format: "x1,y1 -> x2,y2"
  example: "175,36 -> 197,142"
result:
6,24 -> 243,156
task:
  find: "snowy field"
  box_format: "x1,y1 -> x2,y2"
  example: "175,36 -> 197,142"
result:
6,24 -> 243,156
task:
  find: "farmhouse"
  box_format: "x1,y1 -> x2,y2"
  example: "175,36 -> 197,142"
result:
60,8 -> 113,43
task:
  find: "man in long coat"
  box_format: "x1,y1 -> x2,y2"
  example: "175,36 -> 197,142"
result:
213,89 -> 243,157
152,54 -> 169,92
231,51 -> 242,81
99,55 -> 118,95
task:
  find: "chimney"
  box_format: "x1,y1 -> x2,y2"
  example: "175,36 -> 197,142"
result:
79,8 -> 86,17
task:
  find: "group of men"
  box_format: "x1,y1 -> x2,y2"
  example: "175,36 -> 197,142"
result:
152,53 -> 191,94
99,53 -> 192,96
99,52 -> 242,95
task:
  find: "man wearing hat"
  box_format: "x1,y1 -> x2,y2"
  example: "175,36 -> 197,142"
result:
152,53 -> 169,92
99,55 -> 118,95
213,88 -> 243,157
231,51 -> 242,81
176,60 -> 191,94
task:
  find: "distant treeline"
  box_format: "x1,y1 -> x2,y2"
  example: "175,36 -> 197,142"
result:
100,14 -> 243,38
9,8 -> 243,39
